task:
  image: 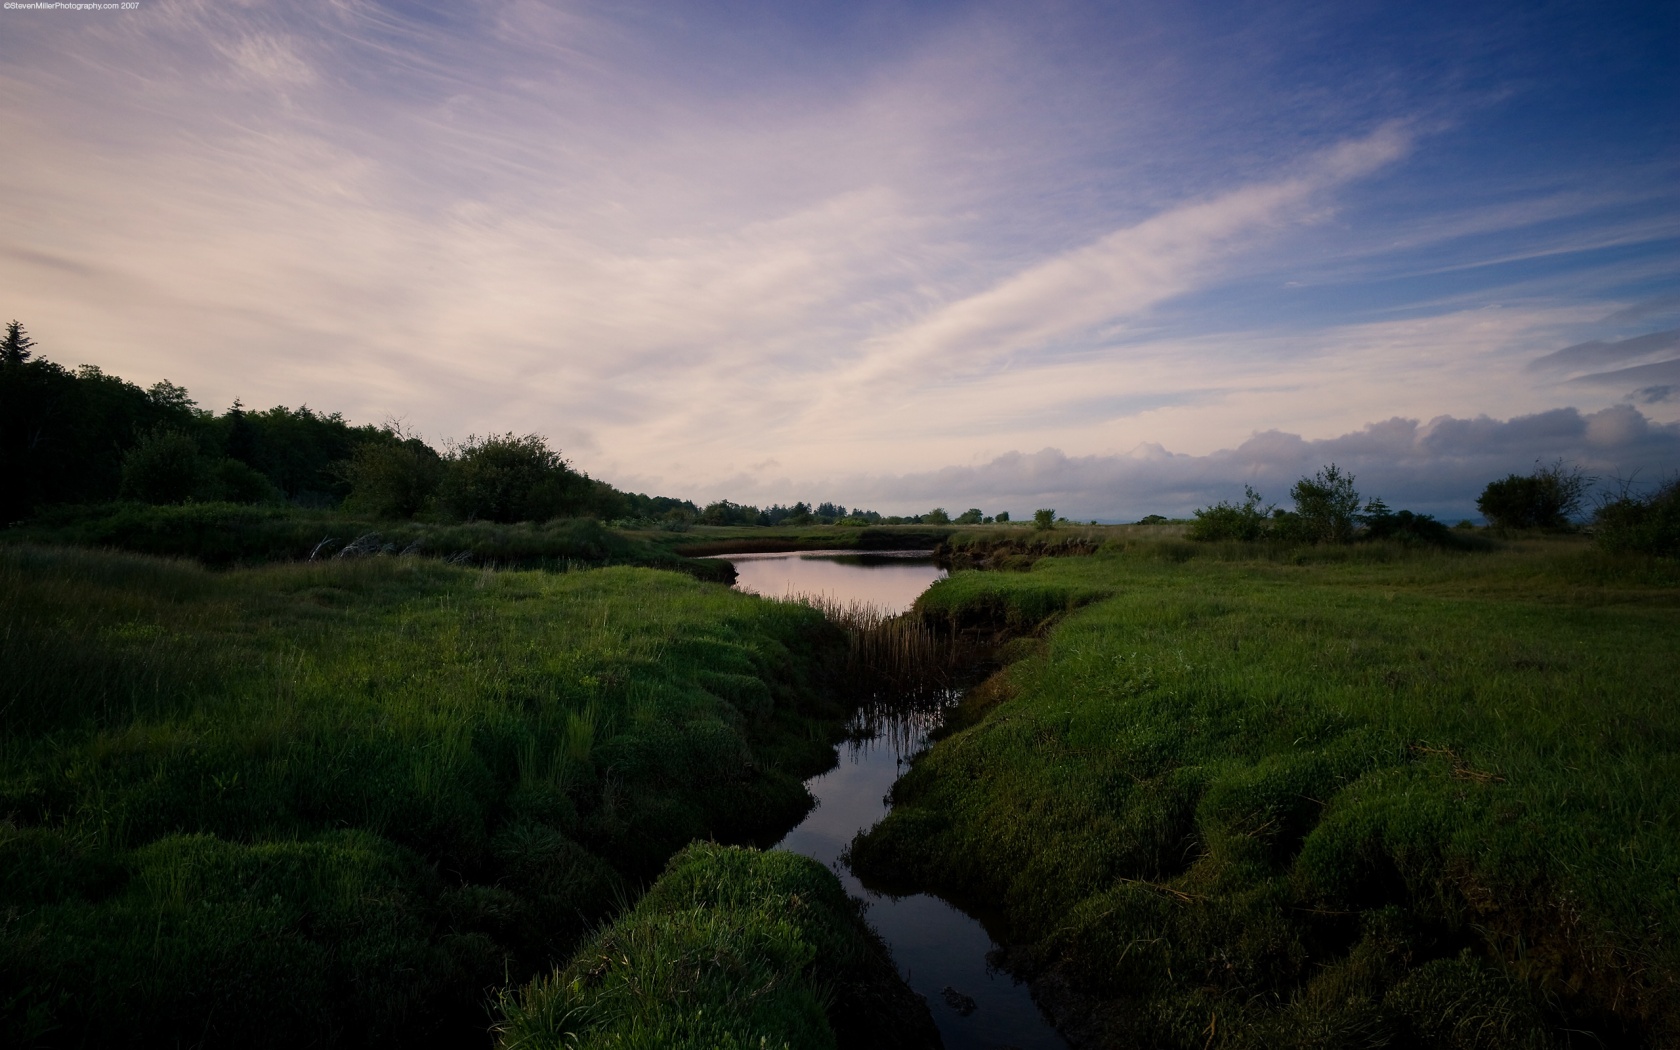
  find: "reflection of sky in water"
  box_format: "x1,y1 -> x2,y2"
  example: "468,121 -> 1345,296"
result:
733,550 -> 1065,1049
777,729 -> 1068,1050
720,550 -> 947,616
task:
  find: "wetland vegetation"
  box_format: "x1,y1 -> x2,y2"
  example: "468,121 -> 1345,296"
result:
5,342 -> 1679,1047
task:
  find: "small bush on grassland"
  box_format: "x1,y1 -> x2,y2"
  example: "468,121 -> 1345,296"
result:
1291,462 -> 1361,544
1477,460 -> 1588,529
496,844 -> 938,1050
924,507 -> 951,525
1188,485 -> 1272,541
1594,475 -> 1680,557
1033,508 -> 1056,531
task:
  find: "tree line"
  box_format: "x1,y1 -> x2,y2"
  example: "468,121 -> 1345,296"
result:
0,323 -> 1020,530
1188,459 -> 1677,556
0,323 -> 686,525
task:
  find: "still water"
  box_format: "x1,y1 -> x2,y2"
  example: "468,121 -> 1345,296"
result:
724,549 -> 948,614
714,550 -> 1069,1050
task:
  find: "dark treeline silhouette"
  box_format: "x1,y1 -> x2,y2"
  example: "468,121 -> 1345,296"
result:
0,326 -> 970,529
0,327 -> 703,525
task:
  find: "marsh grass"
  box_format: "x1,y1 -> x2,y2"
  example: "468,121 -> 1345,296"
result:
3,501 -> 733,580
851,534 -> 1680,1046
0,545 -> 850,1046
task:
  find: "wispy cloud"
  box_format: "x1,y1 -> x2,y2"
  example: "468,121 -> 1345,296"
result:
0,1 -> 1674,508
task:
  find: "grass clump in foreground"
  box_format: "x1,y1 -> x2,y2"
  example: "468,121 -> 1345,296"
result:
850,536 -> 1680,1047
0,546 -> 854,1046
497,843 -> 939,1050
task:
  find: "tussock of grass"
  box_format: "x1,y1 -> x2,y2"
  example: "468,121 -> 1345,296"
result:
0,545 -> 849,1046
851,535 -> 1680,1046
496,843 -> 939,1050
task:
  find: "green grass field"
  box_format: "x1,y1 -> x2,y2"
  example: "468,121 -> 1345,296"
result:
2,502 -> 734,580
851,534 -> 1680,1047
0,546 -> 859,1046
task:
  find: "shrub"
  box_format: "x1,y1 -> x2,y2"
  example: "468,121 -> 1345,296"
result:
925,507 -> 951,525
1292,463 -> 1361,544
119,429 -> 205,504
1593,476 -> 1680,556
205,458 -> 283,505
1033,508 -> 1056,531
995,511 -> 1010,523
1188,485 -> 1272,541
1360,499 -> 1452,546
441,433 -> 584,523
341,439 -> 444,519
955,508 -> 983,525
1477,460 -> 1587,529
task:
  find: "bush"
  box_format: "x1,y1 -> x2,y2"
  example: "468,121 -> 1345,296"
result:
1188,486 -> 1272,541
1033,508 -> 1056,531
1477,460 -> 1587,529
341,439 -> 444,519
441,433 -> 584,523
924,507 -> 951,525
1360,500 -> 1452,546
1594,476 -> 1680,557
119,429 -> 205,504
955,508 -> 983,525
1292,463 -> 1361,544
204,458 -> 283,505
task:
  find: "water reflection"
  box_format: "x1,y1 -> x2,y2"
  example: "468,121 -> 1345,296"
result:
715,550 -> 1066,1049
719,550 -> 947,615
776,710 -> 1068,1050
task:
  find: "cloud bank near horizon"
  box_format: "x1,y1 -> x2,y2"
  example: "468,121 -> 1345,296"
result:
721,404 -> 1680,522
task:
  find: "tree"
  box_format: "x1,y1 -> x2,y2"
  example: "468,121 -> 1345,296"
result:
1291,464 -> 1361,544
955,508 -> 983,525
994,511 -> 1010,523
1,321 -> 35,366
341,437 -> 444,519
1033,508 -> 1055,531
1592,474 -> 1679,556
441,433 -> 584,523
1477,460 -> 1588,529
925,507 -> 951,525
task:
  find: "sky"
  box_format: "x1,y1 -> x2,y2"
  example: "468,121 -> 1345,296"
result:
2,0 -> 1677,519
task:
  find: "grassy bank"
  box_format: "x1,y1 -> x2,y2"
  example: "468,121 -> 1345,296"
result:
0,546 -> 855,1046
3,502 -> 733,581
497,843 -> 939,1050
851,536 -> 1680,1046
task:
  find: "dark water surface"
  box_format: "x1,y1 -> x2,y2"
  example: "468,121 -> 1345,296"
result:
716,551 -> 1068,1050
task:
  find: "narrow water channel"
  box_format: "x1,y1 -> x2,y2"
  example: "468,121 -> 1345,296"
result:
715,550 -> 1069,1050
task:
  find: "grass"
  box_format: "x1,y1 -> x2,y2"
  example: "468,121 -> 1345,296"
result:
850,534 -> 1680,1046
0,545 -> 853,1046
495,843 -> 939,1050
3,501 -> 733,580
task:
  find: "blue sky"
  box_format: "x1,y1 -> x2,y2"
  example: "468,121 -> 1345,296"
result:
2,0 -> 1676,518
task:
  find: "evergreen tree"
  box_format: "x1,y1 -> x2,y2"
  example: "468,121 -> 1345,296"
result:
1,320 -> 36,365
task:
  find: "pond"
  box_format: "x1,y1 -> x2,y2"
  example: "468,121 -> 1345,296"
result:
712,550 -> 1068,1050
